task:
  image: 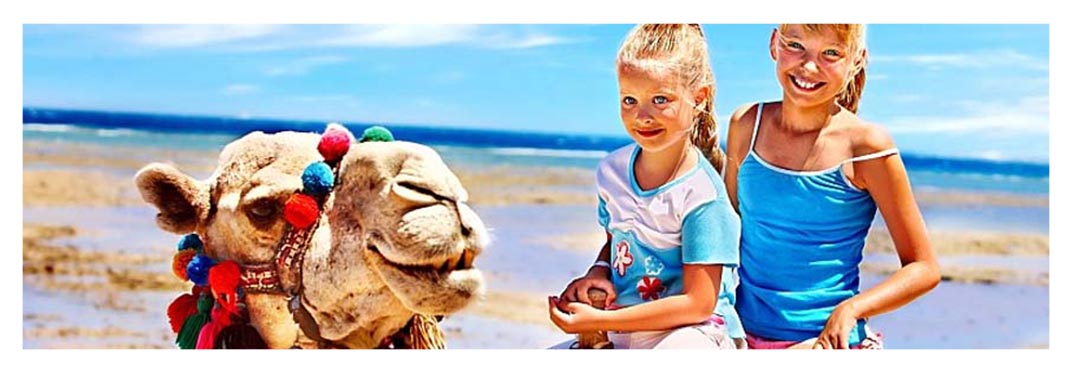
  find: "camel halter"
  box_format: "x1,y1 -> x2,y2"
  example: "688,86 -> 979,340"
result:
164,124 -> 444,349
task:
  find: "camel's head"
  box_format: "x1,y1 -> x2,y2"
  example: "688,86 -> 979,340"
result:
301,139 -> 488,346
134,129 -> 486,348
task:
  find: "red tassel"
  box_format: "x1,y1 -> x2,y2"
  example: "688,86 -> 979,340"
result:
195,306 -> 233,349
166,293 -> 198,333
284,194 -> 320,229
208,260 -> 241,314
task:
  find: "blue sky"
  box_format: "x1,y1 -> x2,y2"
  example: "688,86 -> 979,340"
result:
23,24 -> 1049,162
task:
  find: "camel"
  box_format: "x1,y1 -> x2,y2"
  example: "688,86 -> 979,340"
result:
135,128 -> 487,348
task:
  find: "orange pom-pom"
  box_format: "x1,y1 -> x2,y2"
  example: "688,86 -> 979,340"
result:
172,249 -> 197,281
284,193 -> 320,229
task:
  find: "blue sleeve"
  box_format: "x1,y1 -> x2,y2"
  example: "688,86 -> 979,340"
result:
597,195 -> 610,229
681,200 -> 741,266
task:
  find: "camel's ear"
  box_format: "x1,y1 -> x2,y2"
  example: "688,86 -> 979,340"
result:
134,163 -> 210,234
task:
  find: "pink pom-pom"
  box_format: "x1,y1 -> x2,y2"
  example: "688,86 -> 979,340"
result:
318,123 -> 352,163
284,194 -> 320,229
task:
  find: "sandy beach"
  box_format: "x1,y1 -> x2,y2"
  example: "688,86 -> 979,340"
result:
22,138 -> 1050,348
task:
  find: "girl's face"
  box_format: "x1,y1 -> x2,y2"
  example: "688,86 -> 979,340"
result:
617,66 -> 706,154
770,25 -> 864,109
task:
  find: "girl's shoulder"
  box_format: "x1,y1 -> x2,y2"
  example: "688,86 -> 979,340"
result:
836,113 -> 896,158
727,101 -> 771,147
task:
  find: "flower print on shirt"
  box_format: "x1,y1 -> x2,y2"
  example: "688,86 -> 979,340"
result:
613,240 -> 634,276
643,256 -> 665,276
637,276 -> 666,301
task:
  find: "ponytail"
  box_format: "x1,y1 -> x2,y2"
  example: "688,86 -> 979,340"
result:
838,65 -> 866,113
691,97 -> 725,173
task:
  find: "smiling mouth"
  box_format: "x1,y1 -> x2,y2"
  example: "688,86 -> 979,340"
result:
636,128 -> 664,138
790,75 -> 826,92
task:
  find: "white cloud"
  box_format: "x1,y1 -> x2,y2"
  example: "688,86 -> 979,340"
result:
886,96 -> 1049,134
318,25 -> 573,49
222,84 -> 259,95
264,55 -> 348,76
871,49 -> 1048,71
129,25 -> 284,48
122,25 -> 574,52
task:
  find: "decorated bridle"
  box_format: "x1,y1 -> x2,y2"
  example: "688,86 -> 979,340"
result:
165,124 -> 444,349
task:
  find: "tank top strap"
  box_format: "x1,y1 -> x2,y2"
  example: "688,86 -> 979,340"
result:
748,102 -> 764,152
843,148 -> 900,164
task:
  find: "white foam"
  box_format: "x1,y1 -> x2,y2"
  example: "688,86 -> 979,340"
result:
488,147 -> 608,159
22,123 -> 81,133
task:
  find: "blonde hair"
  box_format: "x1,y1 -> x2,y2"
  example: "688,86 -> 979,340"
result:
616,24 -> 724,173
778,24 -> 868,113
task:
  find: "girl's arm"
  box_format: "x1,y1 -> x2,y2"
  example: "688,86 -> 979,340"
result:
550,264 -> 723,333
724,103 -> 760,212
815,126 -> 941,349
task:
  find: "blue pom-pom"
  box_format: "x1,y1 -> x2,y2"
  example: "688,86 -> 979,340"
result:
177,234 -> 203,252
186,254 -> 216,286
360,126 -> 394,143
302,162 -> 335,197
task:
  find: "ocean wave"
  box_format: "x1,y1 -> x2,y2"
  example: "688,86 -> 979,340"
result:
23,123 -> 84,133
488,147 -> 608,159
96,128 -> 147,137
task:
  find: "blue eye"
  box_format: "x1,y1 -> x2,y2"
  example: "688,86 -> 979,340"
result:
653,96 -> 669,104
787,41 -> 804,50
623,96 -> 637,105
823,49 -> 842,57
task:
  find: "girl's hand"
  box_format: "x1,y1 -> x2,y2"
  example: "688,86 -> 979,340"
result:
812,302 -> 861,349
548,296 -> 605,333
559,266 -> 617,306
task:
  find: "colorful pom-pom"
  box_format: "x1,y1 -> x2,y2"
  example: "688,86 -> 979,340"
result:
301,162 -> 335,197
172,249 -> 197,281
166,293 -> 198,333
196,307 -> 233,349
318,123 -> 353,163
186,254 -> 216,287
177,233 -> 203,252
176,294 -> 213,349
209,260 -> 241,313
284,193 -> 320,229
360,126 -> 394,143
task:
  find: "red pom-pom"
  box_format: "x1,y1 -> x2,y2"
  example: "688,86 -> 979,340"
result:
209,260 -> 241,313
284,194 -> 320,229
172,249 -> 197,280
318,124 -> 352,163
167,293 -> 198,333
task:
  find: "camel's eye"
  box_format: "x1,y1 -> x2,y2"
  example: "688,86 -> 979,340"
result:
246,198 -> 280,222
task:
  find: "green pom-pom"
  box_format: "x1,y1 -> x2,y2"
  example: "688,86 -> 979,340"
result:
360,126 -> 394,142
176,294 -> 214,349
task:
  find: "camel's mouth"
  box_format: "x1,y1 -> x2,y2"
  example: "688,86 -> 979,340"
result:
367,244 -> 478,275
365,241 -> 484,315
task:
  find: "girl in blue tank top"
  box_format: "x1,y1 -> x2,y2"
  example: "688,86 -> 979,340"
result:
723,24 -> 940,349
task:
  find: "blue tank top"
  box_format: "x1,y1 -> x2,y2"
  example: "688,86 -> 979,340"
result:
735,102 -> 898,346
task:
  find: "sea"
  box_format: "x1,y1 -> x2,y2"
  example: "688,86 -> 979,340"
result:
23,107 -> 1050,196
